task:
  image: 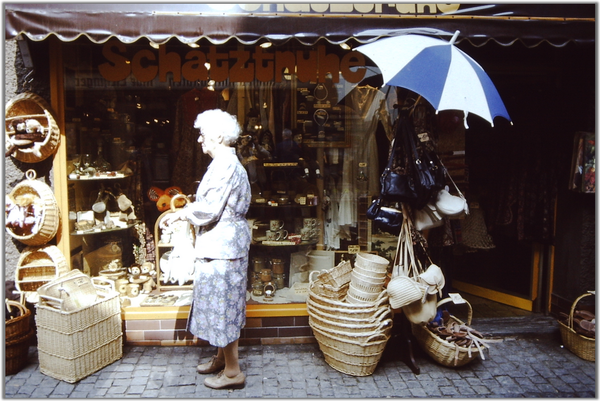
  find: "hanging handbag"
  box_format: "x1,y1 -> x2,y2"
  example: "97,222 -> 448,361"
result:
413,202 -> 444,231
401,211 -> 442,325
380,118 -> 440,210
366,198 -> 403,236
435,160 -> 469,218
387,210 -> 428,309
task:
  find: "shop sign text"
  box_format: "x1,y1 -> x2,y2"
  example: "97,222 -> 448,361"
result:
99,41 -> 367,84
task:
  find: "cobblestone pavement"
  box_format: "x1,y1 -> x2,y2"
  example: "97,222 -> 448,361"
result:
5,316 -> 596,398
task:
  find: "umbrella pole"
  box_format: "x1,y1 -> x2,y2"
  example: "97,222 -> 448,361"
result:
408,95 -> 422,118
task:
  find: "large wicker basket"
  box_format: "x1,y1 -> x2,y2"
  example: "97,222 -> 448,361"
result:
5,92 -> 61,163
558,291 -> 595,362
36,278 -> 122,382
6,169 -> 60,246
411,297 -> 489,368
5,299 -> 31,341
15,245 -> 69,294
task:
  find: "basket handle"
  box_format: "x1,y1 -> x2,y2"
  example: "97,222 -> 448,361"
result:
364,332 -> 390,343
38,293 -> 67,311
170,194 -> 190,212
436,297 -> 473,326
5,299 -> 26,316
568,291 -> 595,330
309,270 -> 321,284
91,276 -> 116,294
372,305 -> 392,322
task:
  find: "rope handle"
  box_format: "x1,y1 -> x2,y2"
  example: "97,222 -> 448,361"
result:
436,297 -> 473,326
568,291 -> 595,330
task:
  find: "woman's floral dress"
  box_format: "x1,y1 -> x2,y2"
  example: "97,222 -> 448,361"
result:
181,147 -> 251,347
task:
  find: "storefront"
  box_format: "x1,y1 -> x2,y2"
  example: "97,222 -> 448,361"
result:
5,3 -> 595,346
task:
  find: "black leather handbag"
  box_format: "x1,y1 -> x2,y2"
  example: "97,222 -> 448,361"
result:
366,198 -> 403,236
380,118 -> 442,210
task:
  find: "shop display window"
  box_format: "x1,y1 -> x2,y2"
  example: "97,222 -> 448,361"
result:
61,37 -> 392,308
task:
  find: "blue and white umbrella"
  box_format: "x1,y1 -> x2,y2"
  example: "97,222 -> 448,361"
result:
355,31 -> 511,127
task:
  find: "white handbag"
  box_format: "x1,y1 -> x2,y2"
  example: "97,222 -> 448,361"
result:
435,161 -> 469,218
414,202 -> 444,231
387,213 -> 428,310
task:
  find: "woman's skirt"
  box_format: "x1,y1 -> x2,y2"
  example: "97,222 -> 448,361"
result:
187,256 -> 248,347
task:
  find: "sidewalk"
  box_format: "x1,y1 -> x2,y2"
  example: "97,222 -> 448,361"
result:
5,314 -> 595,398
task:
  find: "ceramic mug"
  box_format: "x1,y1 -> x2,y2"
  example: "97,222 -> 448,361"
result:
266,230 -> 281,241
303,218 -> 317,228
270,219 -> 284,231
115,278 -> 129,296
126,283 -> 140,298
301,227 -> 314,241
276,229 -> 288,240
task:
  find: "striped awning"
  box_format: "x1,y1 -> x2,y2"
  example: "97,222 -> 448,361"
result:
5,3 -> 595,48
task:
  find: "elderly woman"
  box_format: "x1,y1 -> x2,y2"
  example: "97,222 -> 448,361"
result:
161,109 -> 251,390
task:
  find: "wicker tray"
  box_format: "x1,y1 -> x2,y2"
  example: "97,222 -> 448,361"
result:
15,245 -> 69,294
313,260 -> 353,288
411,297 -> 488,367
5,92 -> 61,163
558,291 -> 595,361
5,299 -> 31,341
6,169 -> 60,246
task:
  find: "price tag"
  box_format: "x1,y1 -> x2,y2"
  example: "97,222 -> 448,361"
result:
347,245 -> 360,254
448,292 -> 466,304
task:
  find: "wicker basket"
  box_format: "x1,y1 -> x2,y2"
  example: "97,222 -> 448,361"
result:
353,265 -> 387,280
313,260 -> 353,288
5,92 -> 61,163
309,269 -> 350,300
350,270 -> 385,294
558,291 -> 595,362
36,269 -> 99,312
5,328 -> 35,375
354,253 -> 389,273
308,285 -> 389,314
309,315 -> 393,342
347,283 -> 383,304
311,325 -> 390,356
5,299 -> 31,341
6,169 -> 60,246
307,305 -> 392,335
411,298 -> 488,367
310,325 -> 390,376
306,300 -> 391,325
36,280 -> 122,382
306,301 -> 392,325
15,245 -> 69,294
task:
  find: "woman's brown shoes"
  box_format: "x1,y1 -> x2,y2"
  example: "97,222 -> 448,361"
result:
204,370 -> 246,389
196,356 -> 225,374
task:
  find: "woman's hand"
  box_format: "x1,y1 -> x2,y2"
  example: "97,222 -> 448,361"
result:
160,210 -> 185,230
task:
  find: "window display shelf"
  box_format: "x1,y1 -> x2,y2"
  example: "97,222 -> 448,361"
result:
68,172 -> 133,181
71,223 -> 135,236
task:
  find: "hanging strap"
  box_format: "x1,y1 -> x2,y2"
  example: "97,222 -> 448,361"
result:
438,158 -> 465,200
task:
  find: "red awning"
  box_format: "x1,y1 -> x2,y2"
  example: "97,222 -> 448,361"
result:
5,3 -> 595,48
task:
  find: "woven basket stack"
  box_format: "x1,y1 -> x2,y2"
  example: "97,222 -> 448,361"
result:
5,299 -> 34,375
307,254 -> 393,376
347,253 -> 389,305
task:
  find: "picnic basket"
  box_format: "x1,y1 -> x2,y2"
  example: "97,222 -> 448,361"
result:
558,291 -> 595,361
411,297 -> 489,367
